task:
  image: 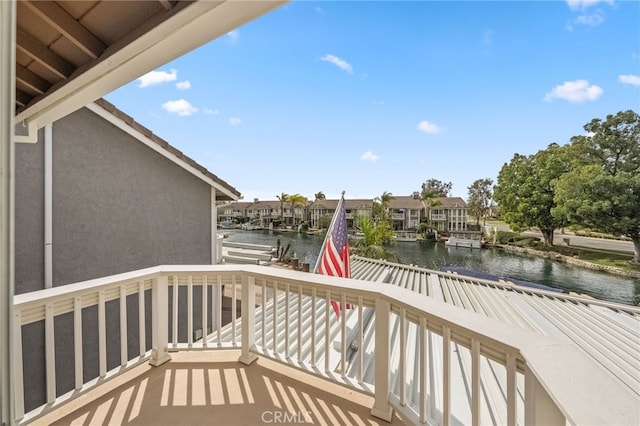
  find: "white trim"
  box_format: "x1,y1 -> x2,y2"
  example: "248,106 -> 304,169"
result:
16,1 -> 288,128
1,1 -> 16,423
86,102 -> 239,200
44,125 -> 52,289
211,187 -> 217,264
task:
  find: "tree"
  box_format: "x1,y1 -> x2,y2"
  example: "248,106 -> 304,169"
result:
420,186 -> 443,231
350,215 -> 398,261
288,193 -> 307,226
373,191 -> 393,224
553,110 -> 640,263
494,143 -> 570,246
314,191 -> 326,201
276,193 -> 289,225
467,178 -> 494,225
421,179 -> 452,197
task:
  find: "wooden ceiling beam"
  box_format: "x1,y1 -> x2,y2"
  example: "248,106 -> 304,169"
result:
16,64 -> 50,94
16,28 -> 74,79
158,0 -> 173,11
16,89 -> 30,108
22,0 -> 105,59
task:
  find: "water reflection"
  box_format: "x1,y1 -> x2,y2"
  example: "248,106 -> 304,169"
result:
224,230 -> 639,306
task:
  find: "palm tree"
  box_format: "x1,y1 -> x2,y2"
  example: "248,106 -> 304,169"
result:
276,193 -> 289,226
314,191 -> 326,201
374,191 -> 393,224
420,188 -> 442,232
288,194 -> 307,226
351,215 -> 398,261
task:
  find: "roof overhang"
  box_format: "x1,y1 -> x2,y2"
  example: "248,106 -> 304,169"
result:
15,0 -> 287,133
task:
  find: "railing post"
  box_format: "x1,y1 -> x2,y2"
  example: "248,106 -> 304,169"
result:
524,364 -> 565,425
238,274 -> 258,365
371,298 -> 393,422
150,275 -> 171,367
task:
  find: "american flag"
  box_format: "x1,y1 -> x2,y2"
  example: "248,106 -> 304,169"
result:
316,194 -> 351,316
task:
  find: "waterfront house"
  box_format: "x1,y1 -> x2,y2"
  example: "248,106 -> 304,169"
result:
308,198 -> 374,229
2,1 -> 637,425
218,201 -> 254,222
389,194 -> 424,231
429,197 -> 468,233
246,199 -> 282,227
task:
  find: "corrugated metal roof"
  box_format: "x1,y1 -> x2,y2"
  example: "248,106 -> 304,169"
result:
215,256 -> 640,424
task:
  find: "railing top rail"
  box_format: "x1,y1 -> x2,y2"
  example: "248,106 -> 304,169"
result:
12,264 -> 639,425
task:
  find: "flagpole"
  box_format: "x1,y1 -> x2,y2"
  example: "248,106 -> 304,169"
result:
313,191 -> 345,273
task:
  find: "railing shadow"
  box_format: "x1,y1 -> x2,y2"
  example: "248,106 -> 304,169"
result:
40,351 -> 403,426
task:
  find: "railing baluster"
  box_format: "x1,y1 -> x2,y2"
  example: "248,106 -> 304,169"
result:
98,291 -> 106,377
400,308 -> 406,406
297,285 -> 302,361
261,280 -> 266,348
507,354 -> 517,426
311,288 -> 316,366
371,298 -> 393,421
420,317 -> 427,423
238,275 -> 258,365
187,276 -> 193,347
202,276 -> 208,347
232,275 -> 237,345
272,281 -> 278,352
471,339 -> 481,426
150,275 -> 170,366
443,326 -> 451,426
120,284 -> 127,367
13,311 -> 24,420
285,283 -> 290,358
172,276 -> 178,346
324,290 -> 330,373
340,293 -> 346,377
74,296 -> 83,389
216,275 -> 222,346
357,296 -> 363,383
138,281 -> 145,356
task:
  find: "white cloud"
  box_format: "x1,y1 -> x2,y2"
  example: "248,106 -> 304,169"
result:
227,30 -> 239,41
137,69 -> 177,88
566,0 -> 613,10
619,74 -> 640,86
361,151 -> 380,162
417,120 -> 444,134
162,99 -> 197,116
370,100 -> 385,105
315,7 -> 324,14
573,10 -> 605,27
229,117 -> 242,126
320,54 -> 353,74
204,108 -> 220,115
176,80 -> 191,90
543,79 -> 603,103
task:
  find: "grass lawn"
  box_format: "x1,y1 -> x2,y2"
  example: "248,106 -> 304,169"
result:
543,245 -> 640,273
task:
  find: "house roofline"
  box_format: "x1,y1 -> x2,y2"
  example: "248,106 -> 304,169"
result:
88,99 -> 241,201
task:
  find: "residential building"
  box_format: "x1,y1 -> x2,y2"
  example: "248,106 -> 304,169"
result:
429,197 -> 468,233
389,193 -> 424,230
218,201 -> 253,221
308,199 -> 373,229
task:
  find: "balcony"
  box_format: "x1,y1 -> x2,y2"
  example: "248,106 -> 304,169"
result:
430,214 -> 446,221
392,213 -> 405,220
11,265 -> 638,425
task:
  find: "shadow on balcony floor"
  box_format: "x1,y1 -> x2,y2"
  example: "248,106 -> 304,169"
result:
31,350 -> 403,425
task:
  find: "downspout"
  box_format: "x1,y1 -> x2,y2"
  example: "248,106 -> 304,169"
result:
0,0 -> 16,423
44,125 -> 52,288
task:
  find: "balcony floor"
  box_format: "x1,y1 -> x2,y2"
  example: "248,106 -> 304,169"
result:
30,350 -> 403,425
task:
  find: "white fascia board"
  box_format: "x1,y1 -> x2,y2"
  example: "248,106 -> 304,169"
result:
87,102 -> 239,200
16,0 -> 288,127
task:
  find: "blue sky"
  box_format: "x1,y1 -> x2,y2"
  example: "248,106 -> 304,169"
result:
105,0 -> 640,201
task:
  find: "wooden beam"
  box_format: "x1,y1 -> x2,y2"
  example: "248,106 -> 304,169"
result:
16,64 -> 50,94
158,0 -> 173,11
23,1 -> 105,59
16,28 -> 74,79
15,89 -> 30,108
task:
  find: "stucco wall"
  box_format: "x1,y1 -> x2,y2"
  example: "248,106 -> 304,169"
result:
15,106 -> 215,411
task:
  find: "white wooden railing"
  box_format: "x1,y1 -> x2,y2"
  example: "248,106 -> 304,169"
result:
12,265 -> 637,425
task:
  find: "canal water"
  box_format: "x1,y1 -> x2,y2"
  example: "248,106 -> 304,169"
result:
224,230 -> 640,306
